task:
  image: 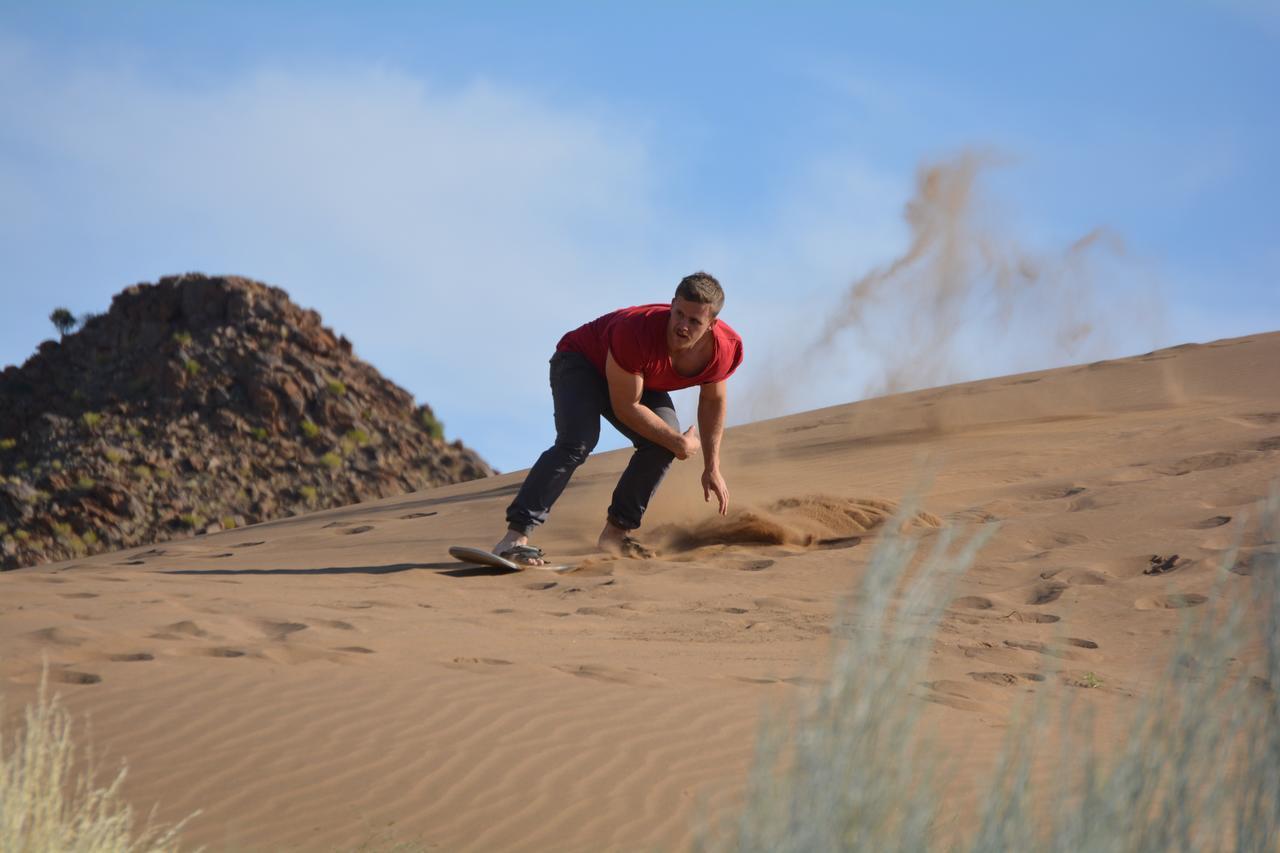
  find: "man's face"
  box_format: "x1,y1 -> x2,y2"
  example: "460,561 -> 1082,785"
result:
668,297 -> 717,353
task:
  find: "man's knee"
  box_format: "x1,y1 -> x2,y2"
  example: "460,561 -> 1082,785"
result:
555,435 -> 597,465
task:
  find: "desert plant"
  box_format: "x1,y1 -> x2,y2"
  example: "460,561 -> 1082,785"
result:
300,420 -> 320,440
251,427 -> 268,441
718,494 -> 1280,852
219,516 -> 237,530
320,452 -> 342,470
133,465 -> 152,480
0,673 -> 189,851
344,428 -> 370,448
0,438 -> 15,451
81,412 -> 103,430
419,409 -> 444,441
172,331 -> 192,346
177,513 -> 202,529
183,359 -> 200,377
326,379 -> 347,396
48,307 -> 77,338
77,476 -> 95,491
14,529 -> 30,541
104,449 -> 126,464
299,486 -> 318,504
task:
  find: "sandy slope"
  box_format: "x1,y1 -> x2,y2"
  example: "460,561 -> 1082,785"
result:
2,331 -> 1277,851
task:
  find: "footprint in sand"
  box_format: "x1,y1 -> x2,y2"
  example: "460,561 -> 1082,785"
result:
737,559 -> 775,572
448,657 -> 512,669
341,525 -> 374,535
525,581 -> 558,590
1024,581 -> 1068,605
399,511 -> 439,520
59,592 -> 99,599
1026,485 -> 1087,502
336,646 -> 376,654
53,670 -> 101,685
1005,611 -> 1062,624
30,627 -> 89,646
1134,593 -> 1208,610
233,540 -> 266,548
952,596 -> 995,611
196,647 -> 249,658
257,620 -> 309,640
1003,638 -> 1097,658
554,663 -> 663,686
1159,450 -> 1257,477
153,620 -> 210,639
314,619 -> 356,631
1256,435 -> 1280,452
1191,515 -> 1232,529
968,671 -> 1046,686
109,652 -> 154,662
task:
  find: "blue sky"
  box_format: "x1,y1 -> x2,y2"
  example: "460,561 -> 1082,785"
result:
2,2 -> 1277,471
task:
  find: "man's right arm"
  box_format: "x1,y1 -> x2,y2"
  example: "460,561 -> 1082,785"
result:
605,350 -> 699,460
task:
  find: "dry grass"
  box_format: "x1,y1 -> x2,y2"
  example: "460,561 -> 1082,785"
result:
0,674 -> 191,852
716,492 -> 1280,852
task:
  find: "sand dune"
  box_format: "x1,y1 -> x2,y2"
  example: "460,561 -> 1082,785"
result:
2,331 -> 1277,850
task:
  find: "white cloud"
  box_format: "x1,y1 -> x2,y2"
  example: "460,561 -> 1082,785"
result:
0,41 -> 671,469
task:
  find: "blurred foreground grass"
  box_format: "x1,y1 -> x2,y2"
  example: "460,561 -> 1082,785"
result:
716,493 -> 1279,852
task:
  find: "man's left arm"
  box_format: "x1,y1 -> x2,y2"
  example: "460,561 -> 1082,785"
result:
698,380 -> 729,515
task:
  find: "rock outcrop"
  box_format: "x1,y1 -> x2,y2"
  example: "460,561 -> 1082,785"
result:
0,274 -> 493,570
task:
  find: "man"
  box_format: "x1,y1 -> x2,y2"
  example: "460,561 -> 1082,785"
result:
493,272 -> 744,565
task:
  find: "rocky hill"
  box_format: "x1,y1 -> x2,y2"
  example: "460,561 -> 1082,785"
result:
0,274 -> 493,570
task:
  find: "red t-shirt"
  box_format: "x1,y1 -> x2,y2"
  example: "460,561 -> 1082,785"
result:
556,304 -> 744,392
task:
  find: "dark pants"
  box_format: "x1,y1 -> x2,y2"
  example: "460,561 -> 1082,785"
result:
506,351 -> 678,535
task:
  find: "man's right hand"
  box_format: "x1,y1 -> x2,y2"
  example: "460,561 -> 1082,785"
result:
674,425 -> 701,460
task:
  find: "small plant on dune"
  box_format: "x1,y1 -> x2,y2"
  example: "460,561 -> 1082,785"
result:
48,307 -> 77,338
81,412 -> 103,431
219,516 -> 237,530
320,451 -> 342,470
419,409 -> 444,441
300,419 -> 320,440
172,330 -> 192,346
0,673 -> 191,851
718,493 -> 1280,852
82,529 -> 99,546
177,513 -> 202,530
0,438 -> 16,451
326,379 -> 347,397
299,485 -> 318,504
183,359 -> 200,377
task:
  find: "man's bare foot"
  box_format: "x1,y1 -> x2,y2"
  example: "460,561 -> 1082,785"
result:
597,520 -> 655,559
493,530 -> 545,566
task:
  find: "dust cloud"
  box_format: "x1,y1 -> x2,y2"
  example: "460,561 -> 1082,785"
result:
747,149 -> 1140,421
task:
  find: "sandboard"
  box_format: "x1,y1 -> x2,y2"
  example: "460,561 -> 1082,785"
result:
448,545 -> 576,573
